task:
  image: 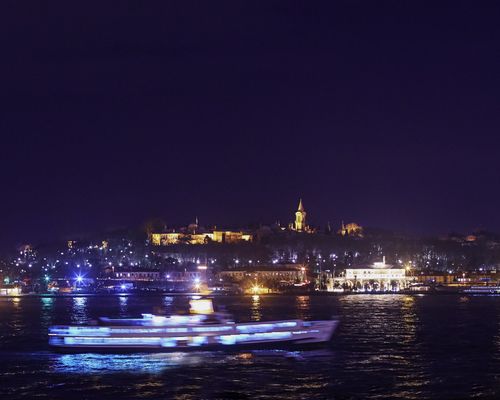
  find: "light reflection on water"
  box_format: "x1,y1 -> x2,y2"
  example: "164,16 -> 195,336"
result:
336,294 -> 429,396
40,297 -> 55,327
41,296 -> 55,308
400,295 -> 418,345
3,297 -> 25,343
49,349 -> 337,375
295,295 -> 311,320
52,353 -> 204,374
11,296 -> 21,307
250,295 -> 262,321
1,294 -> 500,400
118,295 -> 128,316
494,309 -> 500,365
163,295 -> 174,314
338,295 -> 420,341
71,297 -> 89,324
163,296 -> 174,307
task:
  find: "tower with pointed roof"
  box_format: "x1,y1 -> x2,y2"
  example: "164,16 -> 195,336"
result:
294,198 -> 307,231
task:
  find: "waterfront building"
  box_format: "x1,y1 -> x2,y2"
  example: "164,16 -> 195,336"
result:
218,265 -> 306,284
329,257 -> 409,291
0,285 -> 21,295
163,269 -> 206,283
412,271 -> 499,286
414,274 -> 457,285
115,270 -> 161,281
115,267 -> 207,283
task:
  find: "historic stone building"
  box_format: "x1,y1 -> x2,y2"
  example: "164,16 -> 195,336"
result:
339,222 -> 364,237
150,218 -> 252,246
289,199 -> 313,233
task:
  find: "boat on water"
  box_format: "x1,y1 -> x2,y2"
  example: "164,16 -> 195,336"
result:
49,299 -> 338,352
462,286 -> 500,295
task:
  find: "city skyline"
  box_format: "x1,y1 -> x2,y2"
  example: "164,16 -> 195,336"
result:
1,2 -> 500,251
2,193 -> 500,253
1,196 -> 495,250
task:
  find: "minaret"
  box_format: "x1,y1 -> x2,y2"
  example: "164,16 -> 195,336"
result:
294,198 -> 307,231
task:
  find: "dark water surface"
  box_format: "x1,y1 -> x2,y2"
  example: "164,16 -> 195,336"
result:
0,294 -> 499,399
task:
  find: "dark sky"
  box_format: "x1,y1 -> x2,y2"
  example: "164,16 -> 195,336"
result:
1,1 -> 500,251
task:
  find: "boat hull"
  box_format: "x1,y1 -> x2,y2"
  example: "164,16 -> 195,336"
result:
50,339 -> 334,353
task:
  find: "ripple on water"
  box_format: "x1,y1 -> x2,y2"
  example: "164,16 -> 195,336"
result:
0,294 -> 499,400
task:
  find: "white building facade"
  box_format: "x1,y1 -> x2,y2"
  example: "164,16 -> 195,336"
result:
329,258 -> 410,291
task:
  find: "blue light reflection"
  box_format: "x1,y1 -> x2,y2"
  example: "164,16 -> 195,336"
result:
71,297 -> 88,324
49,350 -> 332,375
51,353 -> 205,374
118,295 -> 128,316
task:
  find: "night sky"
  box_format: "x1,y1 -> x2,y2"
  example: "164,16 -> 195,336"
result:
1,1 -> 499,251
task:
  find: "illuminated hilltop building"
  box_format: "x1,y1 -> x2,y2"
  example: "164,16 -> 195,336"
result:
151,199 -> 327,246
151,231 -> 252,246
339,221 -> 364,237
290,199 -> 313,232
295,199 -> 306,231
150,218 -> 252,246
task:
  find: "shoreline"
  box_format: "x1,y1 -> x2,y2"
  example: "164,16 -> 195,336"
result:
0,290 -> 489,298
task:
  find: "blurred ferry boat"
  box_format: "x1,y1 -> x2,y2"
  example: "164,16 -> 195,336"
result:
49,299 -> 338,352
462,286 -> 500,295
